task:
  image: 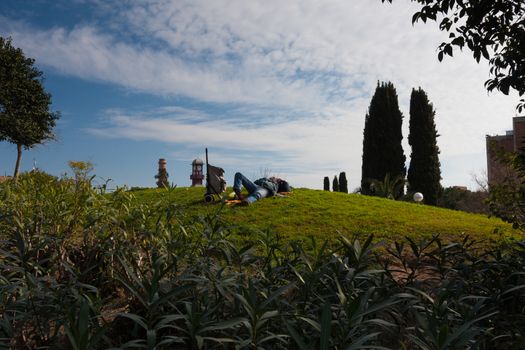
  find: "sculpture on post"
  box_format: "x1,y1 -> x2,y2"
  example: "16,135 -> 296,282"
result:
190,158 -> 204,186
155,158 -> 169,188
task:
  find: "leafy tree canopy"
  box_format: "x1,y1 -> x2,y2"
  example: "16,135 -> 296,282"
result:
0,36 -> 59,177
382,0 -> 525,110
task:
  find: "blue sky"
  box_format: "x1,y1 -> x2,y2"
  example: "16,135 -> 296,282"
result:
0,0 -> 521,190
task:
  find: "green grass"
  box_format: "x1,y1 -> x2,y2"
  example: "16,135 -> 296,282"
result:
131,186 -> 520,245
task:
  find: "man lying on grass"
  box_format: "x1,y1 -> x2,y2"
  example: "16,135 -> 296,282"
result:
233,172 -> 291,205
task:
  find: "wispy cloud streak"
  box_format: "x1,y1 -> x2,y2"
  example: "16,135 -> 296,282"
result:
0,1 -> 521,188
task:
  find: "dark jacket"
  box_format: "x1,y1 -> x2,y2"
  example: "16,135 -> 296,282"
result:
254,178 -> 279,195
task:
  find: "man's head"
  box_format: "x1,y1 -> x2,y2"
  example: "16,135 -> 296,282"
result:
277,179 -> 291,193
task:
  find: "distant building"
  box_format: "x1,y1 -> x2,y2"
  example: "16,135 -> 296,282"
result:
486,116 -> 525,185
190,158 -> 204,186
0,176 -> 11,182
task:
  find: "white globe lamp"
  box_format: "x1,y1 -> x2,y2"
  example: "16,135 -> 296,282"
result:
413,192 -> 424,203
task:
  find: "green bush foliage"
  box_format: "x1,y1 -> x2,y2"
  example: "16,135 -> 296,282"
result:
1,172 -> 525,348
488,149 -> 525,230
370,173 -> 406,200
438,186 -> 489,215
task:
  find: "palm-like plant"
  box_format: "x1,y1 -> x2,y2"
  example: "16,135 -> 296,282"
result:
369,173 -> 406,199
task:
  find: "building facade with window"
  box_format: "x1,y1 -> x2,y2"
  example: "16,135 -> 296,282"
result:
486,116 -> 525,185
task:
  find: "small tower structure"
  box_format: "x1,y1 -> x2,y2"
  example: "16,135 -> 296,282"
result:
155,158 -> 169,188
190,158 -> 204,186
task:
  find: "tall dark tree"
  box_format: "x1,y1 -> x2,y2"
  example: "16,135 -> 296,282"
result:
382,0 -> 525,112
0,37 -> 59,178
361,81 -> 406,197
332,175 -> 339,192
323,176 -> 330,191
339,172 -> 348,193
407,88 -> 441,205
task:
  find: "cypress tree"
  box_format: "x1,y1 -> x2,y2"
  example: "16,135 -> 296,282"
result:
323,176 -> 330,191
361,81 -> 406,197
332,175 -> 339,192
339,172 -> 348,193
407,88 -> 441,205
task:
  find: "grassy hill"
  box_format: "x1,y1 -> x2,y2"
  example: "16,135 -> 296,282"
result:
131,187 -> 520,245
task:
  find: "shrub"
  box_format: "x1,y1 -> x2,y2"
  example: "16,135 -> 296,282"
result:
438,186 -> 489,214
1,171 -> 525,348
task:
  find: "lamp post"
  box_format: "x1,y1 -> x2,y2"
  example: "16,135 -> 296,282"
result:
413,192 -> 424,203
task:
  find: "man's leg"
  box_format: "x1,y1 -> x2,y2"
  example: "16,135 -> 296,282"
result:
243,187 -> 268,204
233,172 -> 257,198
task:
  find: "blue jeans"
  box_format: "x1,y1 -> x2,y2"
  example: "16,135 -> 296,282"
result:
233,172 -> 269,204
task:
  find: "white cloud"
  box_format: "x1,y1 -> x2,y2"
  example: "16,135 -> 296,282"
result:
1,1 -> 521,189
1,20 -> 325,109
87,105 -> 364,188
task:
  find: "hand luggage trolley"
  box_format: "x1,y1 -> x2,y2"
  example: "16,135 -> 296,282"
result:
204,148 -> 227,203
